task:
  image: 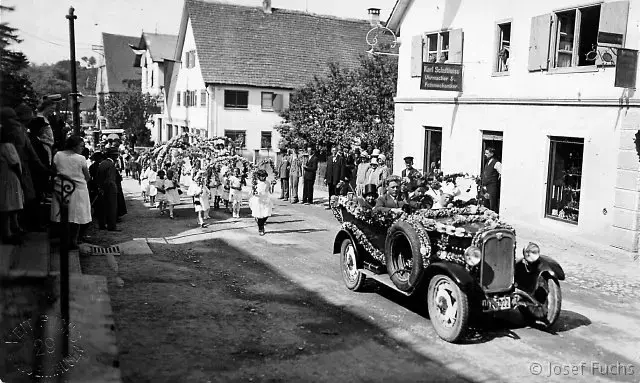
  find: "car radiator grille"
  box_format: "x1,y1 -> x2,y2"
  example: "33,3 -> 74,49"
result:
481,230 -> 515,293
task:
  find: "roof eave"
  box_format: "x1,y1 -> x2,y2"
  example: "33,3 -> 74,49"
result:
386,0 -> 412,34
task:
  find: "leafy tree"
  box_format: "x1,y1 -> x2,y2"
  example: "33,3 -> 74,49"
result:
101,90 -> 157,146
0,5 -> 37,108
275,55 -> 397,159
25,60 -> 97,101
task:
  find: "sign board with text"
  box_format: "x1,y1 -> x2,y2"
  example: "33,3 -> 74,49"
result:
420,63 -> 463,92
615,48 -> 638,89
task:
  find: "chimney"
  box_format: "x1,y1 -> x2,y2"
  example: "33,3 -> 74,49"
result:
368,8 -> 381,26
262,0 -> 272,14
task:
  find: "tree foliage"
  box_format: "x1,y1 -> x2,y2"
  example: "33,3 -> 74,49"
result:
25,59 -> 97,101
0,5 -> 37,108
101,90 -> 157,146
275,55 -> 397,158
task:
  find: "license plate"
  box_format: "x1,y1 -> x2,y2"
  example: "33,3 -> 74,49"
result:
482,296 -> 511,312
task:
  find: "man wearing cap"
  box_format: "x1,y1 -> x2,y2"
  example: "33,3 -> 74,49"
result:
96,147 -> 120,231
324,146 -> 346,198
302,146 -> 318,204
401,156 -> 421,192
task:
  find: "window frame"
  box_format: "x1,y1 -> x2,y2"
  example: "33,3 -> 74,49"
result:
423,30 -> 450,64
545,136 -> 584,225
200,90 -> 207,107
261,92 -> 276,111
423,126 -> 443,176
493,19 -> 513,76
550,4 -> 601,70
260,131 -> 272,149
224,90 -> 249,109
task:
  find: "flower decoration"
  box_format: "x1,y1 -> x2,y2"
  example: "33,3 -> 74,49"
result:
343,222 -> 385,264
252,158 -> 278,195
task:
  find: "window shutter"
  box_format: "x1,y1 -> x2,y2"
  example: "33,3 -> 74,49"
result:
410,35 -> 423,77
273,94 -> 284,112
528,14 -> 552,71
448,29 -> 464,63
185,52 -> 190,68
596,1 -> 630,66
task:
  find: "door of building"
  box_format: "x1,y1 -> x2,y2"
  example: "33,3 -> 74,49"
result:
480,131 -> 503,212
423,127 -> 442,178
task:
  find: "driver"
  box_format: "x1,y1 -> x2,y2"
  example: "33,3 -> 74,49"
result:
373,175 -> 406,213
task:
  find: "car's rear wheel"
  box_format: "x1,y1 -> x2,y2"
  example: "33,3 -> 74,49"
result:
519,275 -> 562,330
427,274 -> 469,343
341,238 -> 365,291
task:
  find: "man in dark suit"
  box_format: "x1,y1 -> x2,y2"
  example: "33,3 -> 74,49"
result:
481,147 -> 502,212
302,146 -> 318,205
374,175 -> 408,213
96,148 -> 120,231
401,156 -> 422,192
324,146 -> 346,198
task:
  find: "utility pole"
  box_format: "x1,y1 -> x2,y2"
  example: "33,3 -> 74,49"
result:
67,6 -> 81,136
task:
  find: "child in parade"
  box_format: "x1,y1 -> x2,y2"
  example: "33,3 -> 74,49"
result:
228,168 -> 243,218
249,169 -> 273,236
188,171 -> 210,228
140,162 -> 149,203
164,169 -> 181,219
147,163 -> 158,207
155,170 -> 167,215
209,170 -> 222,210
220,165 -> 230,210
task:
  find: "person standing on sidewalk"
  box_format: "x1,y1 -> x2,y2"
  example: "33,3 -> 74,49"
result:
278,150 -> 291,200
324,146 -> 345,198
289,148 -> 302,204
481,147 -> 502,212
302,146 -> 318,205
249,169 -> 273,236
96,148 -> 120,231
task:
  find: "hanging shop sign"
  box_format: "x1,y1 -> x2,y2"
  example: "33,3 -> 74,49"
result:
615,48 -> 638,89
420,62 -> 463,92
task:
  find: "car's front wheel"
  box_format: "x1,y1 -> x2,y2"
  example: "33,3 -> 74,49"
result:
427,274 -> 469,343
341,238 -> 365,291
519,275 -> 562,330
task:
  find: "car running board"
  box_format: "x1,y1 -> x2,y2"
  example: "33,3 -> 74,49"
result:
361,268 -> 413,297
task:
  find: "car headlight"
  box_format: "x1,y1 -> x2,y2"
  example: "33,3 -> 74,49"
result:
464,246 -> 481,267
523,242 -> 540,263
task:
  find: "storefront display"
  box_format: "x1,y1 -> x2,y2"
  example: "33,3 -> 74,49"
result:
546,137 -> 584,224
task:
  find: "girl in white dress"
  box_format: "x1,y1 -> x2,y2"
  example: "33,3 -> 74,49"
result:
228,168 -> 243,218
209,170 -> 221,210
155,170 -> 167,215
249,170 -> 273,236
165,169 -> 181,219
140,163 -> 150,202
188,171 -> 211,227
179,157 -> 193,187
147,164 -> 158,207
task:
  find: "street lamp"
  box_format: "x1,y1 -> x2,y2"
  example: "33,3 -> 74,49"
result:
67,7 -> 81,136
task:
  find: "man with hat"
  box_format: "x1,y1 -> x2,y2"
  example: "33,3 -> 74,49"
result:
96,147 -> 120,231
401,156 -> 421,192
302,146 -> 318,204
324,146 -> 346,198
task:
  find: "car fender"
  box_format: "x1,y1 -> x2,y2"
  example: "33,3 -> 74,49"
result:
424,262 -> 475,292
515,254 -> 565,294
536,254 -> 565,281
333,229 -> 358,255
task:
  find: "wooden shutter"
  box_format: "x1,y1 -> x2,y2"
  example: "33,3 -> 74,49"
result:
410,35 -> 423,77
448,29 -> 464,63
528,14 -> 552,71
273,94 -> 284,112
596,1 -> 630,66
185,52 -> 190,68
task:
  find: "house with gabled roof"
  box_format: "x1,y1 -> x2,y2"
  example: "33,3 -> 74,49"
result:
130,32 -> 179,143
164,0 -> 372,157
95,32 -> 142,132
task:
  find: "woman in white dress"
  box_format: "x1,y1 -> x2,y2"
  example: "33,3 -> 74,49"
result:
51,136 -> 92,249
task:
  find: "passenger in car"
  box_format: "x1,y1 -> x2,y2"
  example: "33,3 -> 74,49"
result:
356,183 -> 378,209
373,175 -> 406,213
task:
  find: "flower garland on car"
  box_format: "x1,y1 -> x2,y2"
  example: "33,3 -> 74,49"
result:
332,196 -> 403,228
251,158 -> 278,195
342,222 -> 386,264
403,215 -> 432,267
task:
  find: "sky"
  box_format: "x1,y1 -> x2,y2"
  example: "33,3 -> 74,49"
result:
3,0 -> 397,65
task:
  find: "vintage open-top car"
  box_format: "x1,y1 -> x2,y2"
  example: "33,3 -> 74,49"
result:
330,193 -> 565,343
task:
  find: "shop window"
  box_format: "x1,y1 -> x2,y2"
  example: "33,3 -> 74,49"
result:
261,131 -> 272,149
423,127 -> 442,177
554,6 -> 600,68
545,137 -> 584,224
224,90 -> 249,109
495,22 -> 511,72
261,92 -> 275,110
225,130 -> 246,148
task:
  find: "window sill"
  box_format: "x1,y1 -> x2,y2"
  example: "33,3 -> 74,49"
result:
544,214 -> 579,225
224,107 -> 249,110
547,66 -> 599,75
261,108 -> 275,112
491,71 -> 510,77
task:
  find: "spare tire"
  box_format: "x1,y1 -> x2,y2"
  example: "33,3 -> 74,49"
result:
385,220 -> 427,292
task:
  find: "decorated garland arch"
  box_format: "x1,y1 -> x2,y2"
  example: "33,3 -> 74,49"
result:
251,158 -> 279,194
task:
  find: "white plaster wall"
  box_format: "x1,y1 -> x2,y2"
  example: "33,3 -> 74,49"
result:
171,17 -> 207,131
394,102 -> 622,244
396,0 -> 640,101
211,85 -> 288,152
